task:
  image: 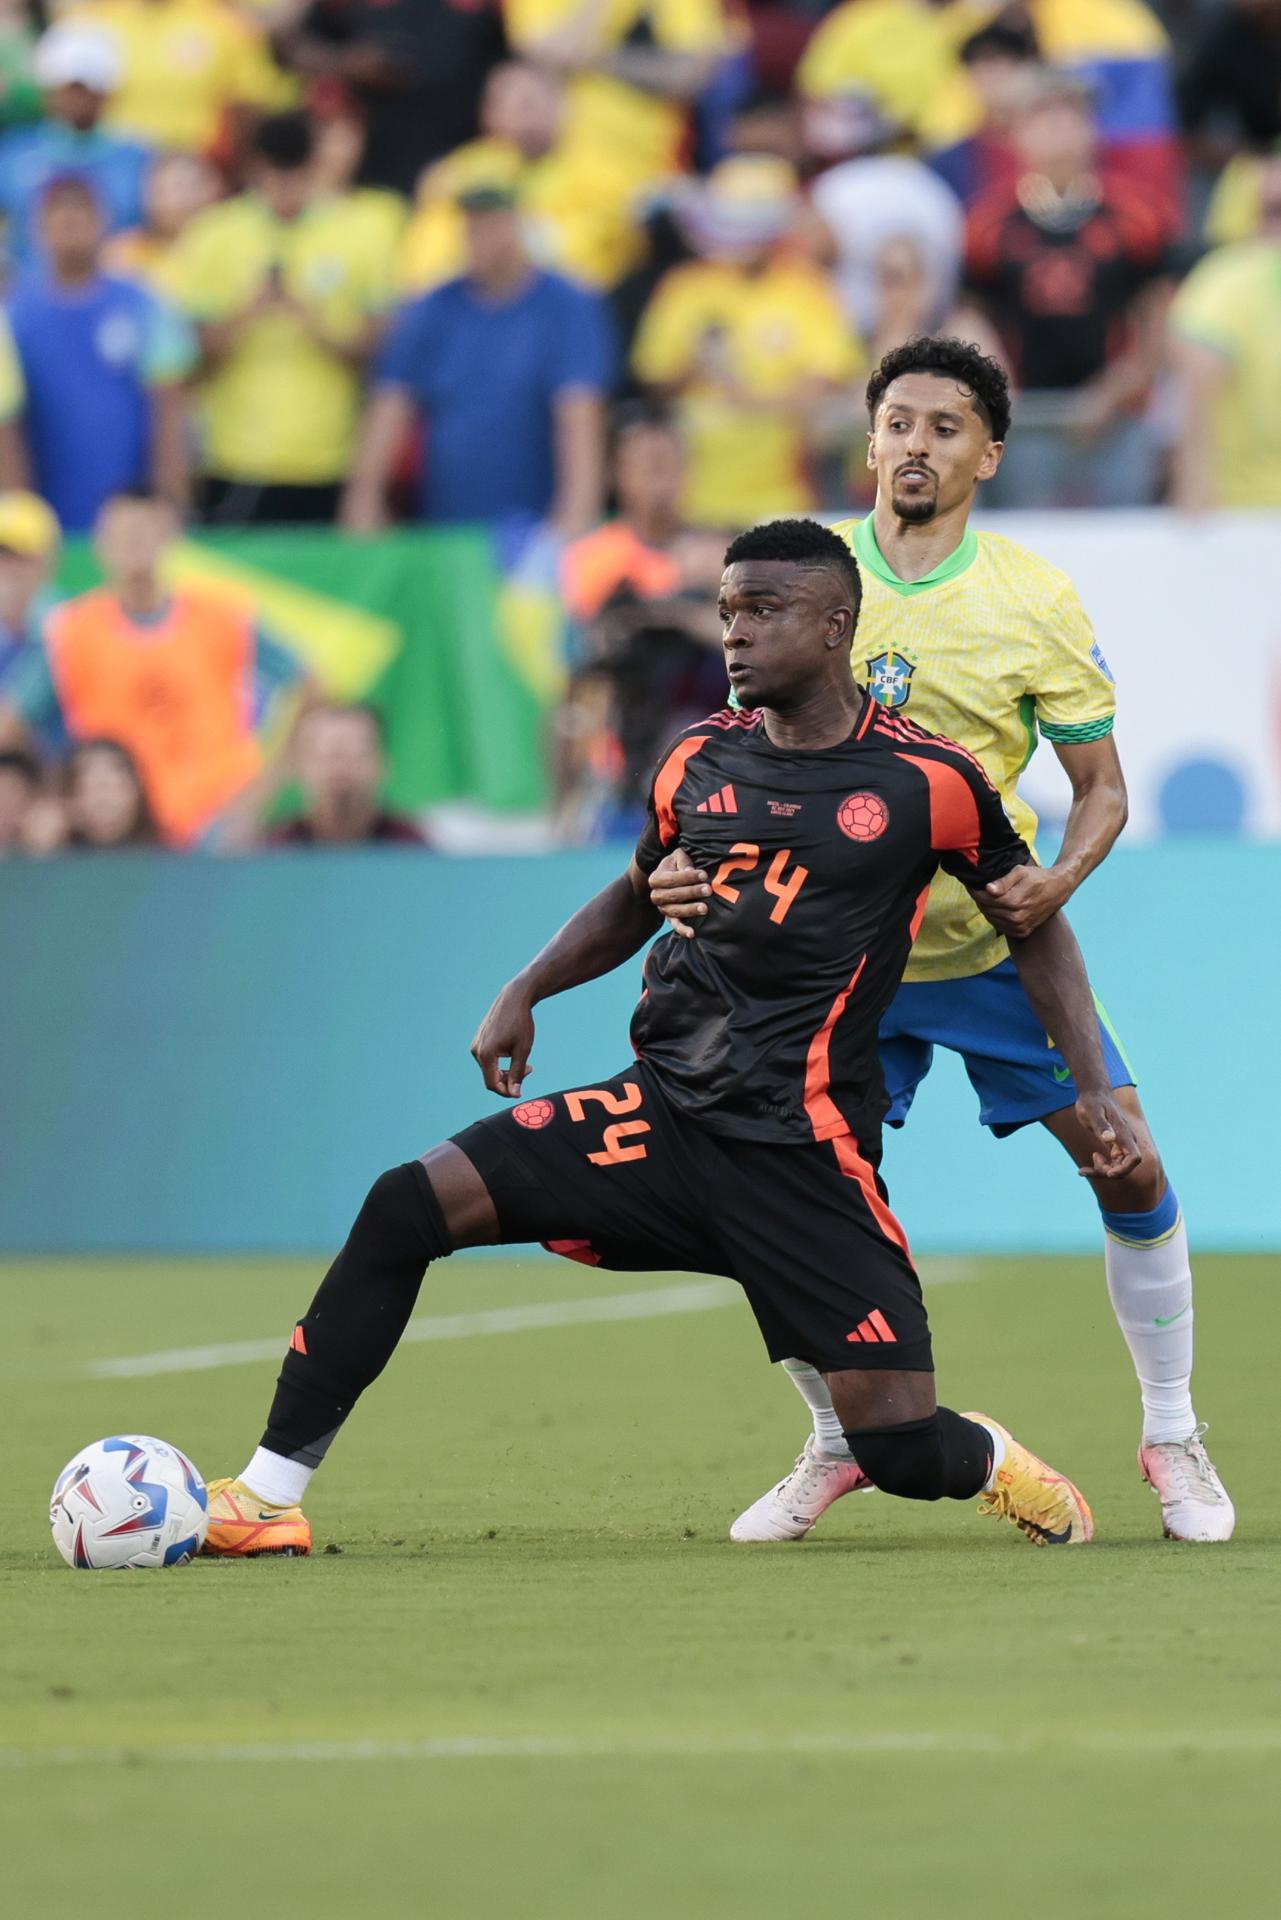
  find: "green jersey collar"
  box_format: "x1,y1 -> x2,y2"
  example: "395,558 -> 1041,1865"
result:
851,516 -> 979,596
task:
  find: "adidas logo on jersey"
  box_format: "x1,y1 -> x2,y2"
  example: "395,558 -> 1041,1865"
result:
696,784 -> 738,814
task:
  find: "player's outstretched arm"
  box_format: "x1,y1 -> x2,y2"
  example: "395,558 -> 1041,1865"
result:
471,862 -> 662,1096
980,736 -> 1128,940
1005,914 -> 1142,1179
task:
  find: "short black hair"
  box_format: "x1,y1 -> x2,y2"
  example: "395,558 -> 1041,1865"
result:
722,517 -> 862,621
252,110 -> 314,172
611,398 -> 680,440
960,21 -> 1039,66
865,335 -> 1012,443
0,748 -> 39,785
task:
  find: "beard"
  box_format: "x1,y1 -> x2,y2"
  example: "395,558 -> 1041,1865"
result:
890,487 -> 939,523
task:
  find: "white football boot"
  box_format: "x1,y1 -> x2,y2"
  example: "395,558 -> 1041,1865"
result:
1138,1426 -> 1235,1542
729,1435 -> 874,1542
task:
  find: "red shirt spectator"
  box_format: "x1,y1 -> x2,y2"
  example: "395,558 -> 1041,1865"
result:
965,72 -> 1173,393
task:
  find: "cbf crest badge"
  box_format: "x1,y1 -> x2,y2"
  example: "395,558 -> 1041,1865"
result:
864,649 -> 917,710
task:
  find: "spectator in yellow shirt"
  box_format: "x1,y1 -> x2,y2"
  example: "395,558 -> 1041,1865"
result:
505,0 -> 734,192
401,60 -> 645,294
631,156 -> 861,528
102,149 -> 220,297
63,0 -> 286,156
168,109 -> 400,525
798,0 -> 990,161
1170,151 -> 1281,510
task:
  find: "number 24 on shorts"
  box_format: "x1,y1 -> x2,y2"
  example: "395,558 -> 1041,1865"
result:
710,844 -> 809,924
566,1083 -> 651,1165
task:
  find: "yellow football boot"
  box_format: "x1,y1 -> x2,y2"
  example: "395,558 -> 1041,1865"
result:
966,1414 -> 1094,1546
201,1477 -> 312,1558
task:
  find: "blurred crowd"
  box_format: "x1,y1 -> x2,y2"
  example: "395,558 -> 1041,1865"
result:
0,0 -> 1276,851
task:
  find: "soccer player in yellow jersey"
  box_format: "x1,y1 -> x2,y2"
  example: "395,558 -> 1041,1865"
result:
650,336 -> 1234,1544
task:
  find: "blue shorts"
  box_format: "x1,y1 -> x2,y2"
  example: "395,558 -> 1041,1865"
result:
878,958 -> 1136,1138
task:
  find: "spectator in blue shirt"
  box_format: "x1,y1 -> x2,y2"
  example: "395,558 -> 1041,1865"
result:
0,21 -> 151,275
342,180 -> 613,539
0,175 -> 195,532
0,487 -> 65,755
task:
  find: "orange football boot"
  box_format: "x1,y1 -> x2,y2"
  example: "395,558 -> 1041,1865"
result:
965,1414 -> 1094,1545
201,1477 -> 312,1557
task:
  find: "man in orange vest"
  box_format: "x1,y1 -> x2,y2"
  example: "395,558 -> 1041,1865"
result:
0,489 -> 309,844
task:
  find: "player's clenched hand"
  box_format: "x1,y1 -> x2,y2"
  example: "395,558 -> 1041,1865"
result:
1073,1092 -> 1143,1179
471,984 -> 536,1098
977,864 -> 1069,940
649,846 -> 711,940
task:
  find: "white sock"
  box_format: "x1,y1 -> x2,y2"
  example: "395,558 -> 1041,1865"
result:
239,1446 -> 313,1509
1103,1209 -> 1197,1445
782,1358 -> 854,1459
976,1420 -> 1007,1492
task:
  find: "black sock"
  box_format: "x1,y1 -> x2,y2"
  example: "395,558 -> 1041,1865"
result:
842,1407 -> 992,1502
260,1162 -> 451,1466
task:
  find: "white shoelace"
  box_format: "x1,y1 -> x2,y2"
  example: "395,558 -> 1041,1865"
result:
1149,1425 -> 1229,1507
777,1448 -> 837,1504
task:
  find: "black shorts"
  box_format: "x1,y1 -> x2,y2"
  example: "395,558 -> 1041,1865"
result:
451,1064 -> 931,1374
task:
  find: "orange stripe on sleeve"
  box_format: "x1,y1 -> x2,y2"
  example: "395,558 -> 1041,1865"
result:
653,735 -> 710,847
895,751 -> 981,866
908,882 -> 931,944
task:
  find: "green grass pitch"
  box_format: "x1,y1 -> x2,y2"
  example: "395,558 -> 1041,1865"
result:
1,1251 -> 1276,1919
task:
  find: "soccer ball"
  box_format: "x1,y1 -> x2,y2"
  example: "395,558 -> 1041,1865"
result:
50,1435 -> 208,1570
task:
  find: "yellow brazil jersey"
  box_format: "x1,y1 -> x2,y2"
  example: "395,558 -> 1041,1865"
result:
831,516 -> 1116,983
1028,0 -> 1169,60
633,257 -> 861,527
167,190 -> 401,485
67,1 -> 289,154
798,0 -> 992,134
399,137 -> 643,294
504,0 -> 732,189
101,227 -> 186,300
1169,241 -> 1281,507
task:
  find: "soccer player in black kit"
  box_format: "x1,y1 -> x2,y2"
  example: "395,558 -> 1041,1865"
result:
203,520 -> 1141,1559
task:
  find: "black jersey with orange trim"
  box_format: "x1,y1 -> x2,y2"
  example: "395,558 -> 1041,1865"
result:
630,697 -> 1032,1146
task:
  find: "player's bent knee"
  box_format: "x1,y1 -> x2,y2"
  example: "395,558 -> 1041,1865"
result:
351,1161 -> 454,1268
843,1415 -> 947,1502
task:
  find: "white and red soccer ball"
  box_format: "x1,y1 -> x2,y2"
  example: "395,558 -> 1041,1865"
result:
50,1435 -> 208,1570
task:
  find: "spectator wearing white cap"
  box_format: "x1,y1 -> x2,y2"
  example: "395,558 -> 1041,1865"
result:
809,152 -> 966,358
0,20 -> 151,273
